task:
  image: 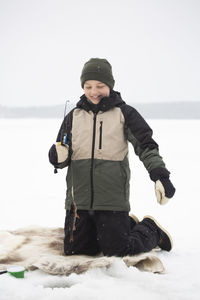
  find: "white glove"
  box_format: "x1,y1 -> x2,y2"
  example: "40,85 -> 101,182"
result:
155,180 -> 170,205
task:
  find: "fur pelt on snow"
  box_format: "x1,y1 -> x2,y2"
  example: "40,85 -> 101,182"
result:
0,226 -> 165,275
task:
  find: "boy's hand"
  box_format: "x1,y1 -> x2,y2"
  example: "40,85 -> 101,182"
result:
155,178 -> 175,205
49,143 -> 69,166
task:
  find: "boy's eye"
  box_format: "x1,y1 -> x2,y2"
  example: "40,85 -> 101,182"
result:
85,85 -> 105,89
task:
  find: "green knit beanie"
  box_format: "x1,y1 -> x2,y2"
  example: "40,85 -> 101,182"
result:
80,58 -> 115,89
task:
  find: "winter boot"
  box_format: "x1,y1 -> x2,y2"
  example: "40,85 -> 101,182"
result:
129,213 -> 139,229
142,216 -> 173,251
129,213 -> 139,225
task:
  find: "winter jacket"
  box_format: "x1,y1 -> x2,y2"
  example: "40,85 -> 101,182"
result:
54,90 -> 167,211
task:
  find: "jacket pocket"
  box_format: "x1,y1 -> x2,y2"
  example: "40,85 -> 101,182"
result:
99,121 -> 103,149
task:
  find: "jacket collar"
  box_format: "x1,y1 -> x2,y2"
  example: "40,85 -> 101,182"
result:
76,90 -> 125,113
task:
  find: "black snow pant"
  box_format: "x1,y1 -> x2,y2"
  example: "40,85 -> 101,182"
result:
64,210 -> 160,257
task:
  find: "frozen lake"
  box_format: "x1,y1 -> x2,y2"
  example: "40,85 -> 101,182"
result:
0,118 -> 200,299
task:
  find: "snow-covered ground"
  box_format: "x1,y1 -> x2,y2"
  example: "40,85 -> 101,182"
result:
0,118 -> 200,299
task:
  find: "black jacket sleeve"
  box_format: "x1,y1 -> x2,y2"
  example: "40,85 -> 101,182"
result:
121,104 -> 170,178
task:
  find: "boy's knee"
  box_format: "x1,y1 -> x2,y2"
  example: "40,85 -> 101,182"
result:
100,239 -> 130,257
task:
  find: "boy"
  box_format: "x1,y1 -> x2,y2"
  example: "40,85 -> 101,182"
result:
49,58 -> 175,256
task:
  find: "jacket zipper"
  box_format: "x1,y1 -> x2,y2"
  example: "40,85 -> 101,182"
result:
99,121 -> 103,149
90,112 -> 97,209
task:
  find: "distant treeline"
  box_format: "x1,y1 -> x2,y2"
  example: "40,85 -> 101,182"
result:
0,102 -> 200,119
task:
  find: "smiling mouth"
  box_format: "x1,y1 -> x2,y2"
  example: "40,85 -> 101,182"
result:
90,95 -> 102,100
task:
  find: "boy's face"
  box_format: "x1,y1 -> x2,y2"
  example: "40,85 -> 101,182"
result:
83,80 -> 110,104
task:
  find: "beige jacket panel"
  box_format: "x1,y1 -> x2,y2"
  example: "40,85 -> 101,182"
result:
71,107 -> 128,161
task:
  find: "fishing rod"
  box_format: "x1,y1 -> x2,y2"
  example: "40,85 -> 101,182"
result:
54,100 -> 70,174
64,100 -> 70,119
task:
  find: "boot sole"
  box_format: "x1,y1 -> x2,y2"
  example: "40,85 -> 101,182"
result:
129,213 -> 139,224
143,215 -> 173,251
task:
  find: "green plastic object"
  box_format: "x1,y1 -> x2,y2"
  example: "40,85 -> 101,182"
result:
7,266 -> 25,278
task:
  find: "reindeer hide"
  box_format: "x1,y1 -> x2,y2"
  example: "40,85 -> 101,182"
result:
0,226 -> 165,275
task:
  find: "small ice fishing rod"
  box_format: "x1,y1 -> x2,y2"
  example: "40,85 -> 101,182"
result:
62,100 -> 70,144
63,100 -> 70,119
54,100 -> 70,174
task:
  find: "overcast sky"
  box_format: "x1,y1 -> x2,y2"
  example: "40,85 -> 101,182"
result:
0,0 -> 200,107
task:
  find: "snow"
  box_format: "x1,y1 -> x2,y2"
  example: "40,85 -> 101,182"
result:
0,118 -> 200,299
